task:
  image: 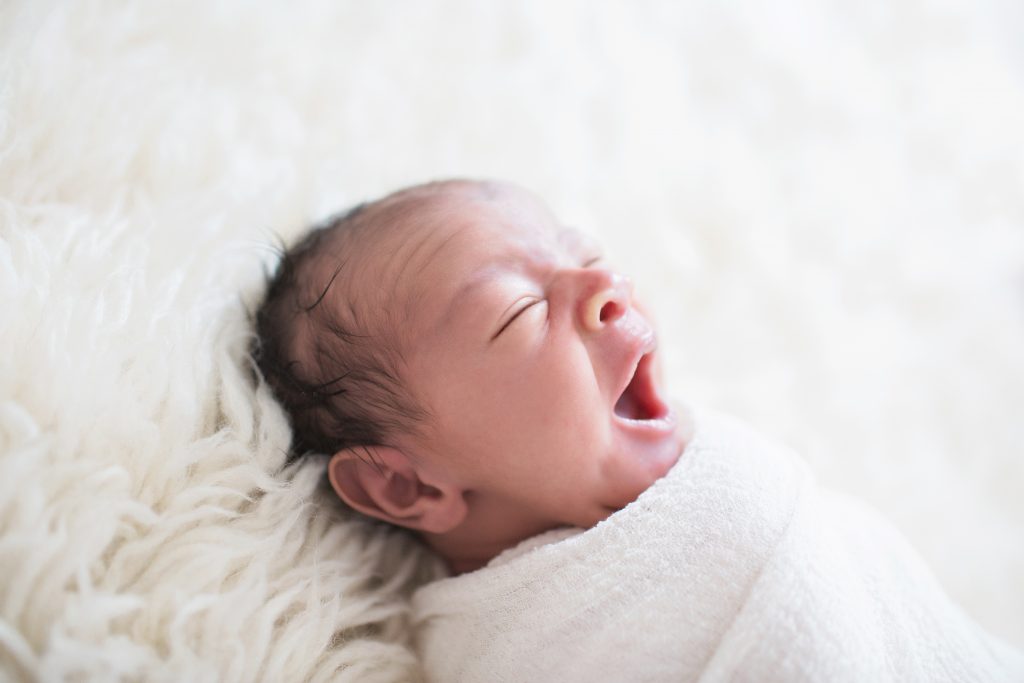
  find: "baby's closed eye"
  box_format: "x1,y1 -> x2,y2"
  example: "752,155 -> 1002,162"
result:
492,255 -> 604,341
492,297 -> 545,339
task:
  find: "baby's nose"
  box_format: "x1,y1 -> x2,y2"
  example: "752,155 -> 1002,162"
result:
581,271 -> 633,332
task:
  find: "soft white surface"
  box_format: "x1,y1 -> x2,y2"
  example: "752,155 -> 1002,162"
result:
1,0 -> 1022,679
413,411 -> 1024,682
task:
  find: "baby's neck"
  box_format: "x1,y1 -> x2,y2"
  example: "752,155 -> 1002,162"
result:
421,500 -> 566,576
426,537 -> 496,575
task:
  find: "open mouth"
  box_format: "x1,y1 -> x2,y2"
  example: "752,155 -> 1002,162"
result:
613,352 -> 669,422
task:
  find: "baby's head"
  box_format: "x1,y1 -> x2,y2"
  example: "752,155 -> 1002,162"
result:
254,180 -> 685,572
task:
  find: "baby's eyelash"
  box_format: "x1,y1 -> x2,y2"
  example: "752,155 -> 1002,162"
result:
582,256 -> 603,268
491,298 -> 542,340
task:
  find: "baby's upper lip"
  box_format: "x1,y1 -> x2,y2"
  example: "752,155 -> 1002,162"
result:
612,320 -> 657,407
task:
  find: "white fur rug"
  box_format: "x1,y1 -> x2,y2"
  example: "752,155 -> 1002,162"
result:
2,1 -> 1022,680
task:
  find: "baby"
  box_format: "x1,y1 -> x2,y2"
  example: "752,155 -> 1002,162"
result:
255,180 -> 1023,681
253,179 -> 688,574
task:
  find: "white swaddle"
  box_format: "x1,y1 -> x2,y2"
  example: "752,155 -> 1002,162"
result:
411,411 -> 1024,682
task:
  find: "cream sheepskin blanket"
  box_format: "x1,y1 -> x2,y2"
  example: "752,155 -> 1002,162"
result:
413,411 -> 1024,682
2,1 -> 1023,680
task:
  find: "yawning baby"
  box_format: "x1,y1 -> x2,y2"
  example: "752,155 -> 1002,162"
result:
253,178 -> 688,574
253,179 -> 1022,682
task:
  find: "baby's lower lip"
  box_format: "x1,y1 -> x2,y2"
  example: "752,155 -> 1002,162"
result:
614,405 -> 685,477
613,404 -> 679,437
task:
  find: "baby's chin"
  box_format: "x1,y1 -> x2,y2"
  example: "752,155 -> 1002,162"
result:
650,415 -> 689,470
604,399 -> 693,513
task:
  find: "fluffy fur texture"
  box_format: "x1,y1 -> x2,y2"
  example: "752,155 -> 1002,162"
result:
1,0 -> 1022,680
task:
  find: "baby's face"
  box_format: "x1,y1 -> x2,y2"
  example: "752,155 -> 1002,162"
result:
372,183 -> 684,540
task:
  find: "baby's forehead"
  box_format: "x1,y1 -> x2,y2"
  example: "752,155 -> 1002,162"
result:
295,187 -> 491,325
390,185 -> 606,300
306,181 -> 589,339
418,193 -> 575,270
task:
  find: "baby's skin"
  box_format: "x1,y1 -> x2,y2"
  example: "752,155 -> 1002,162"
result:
319,181 -> 687,573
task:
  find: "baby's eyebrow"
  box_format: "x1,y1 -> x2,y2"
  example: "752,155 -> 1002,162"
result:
437,267 -> 496,330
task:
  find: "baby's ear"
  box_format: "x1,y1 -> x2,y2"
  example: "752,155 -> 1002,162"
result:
327,446 -> 467,534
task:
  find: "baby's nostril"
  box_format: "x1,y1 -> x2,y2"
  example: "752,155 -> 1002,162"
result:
599,301 -> 621,323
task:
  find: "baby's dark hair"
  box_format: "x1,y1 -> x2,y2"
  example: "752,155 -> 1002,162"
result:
251,200 -> 427,463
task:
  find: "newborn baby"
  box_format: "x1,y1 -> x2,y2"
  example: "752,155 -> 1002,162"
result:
254,179 -> 688,574
255,180 -> 1023,682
